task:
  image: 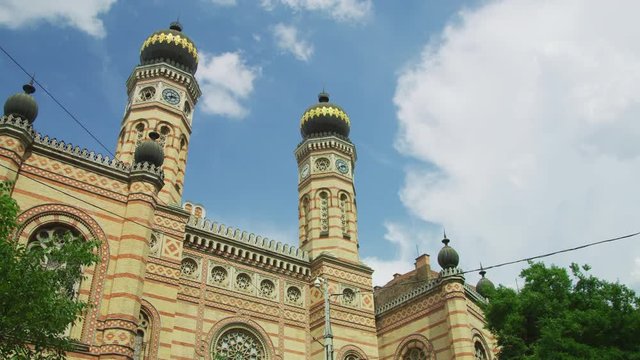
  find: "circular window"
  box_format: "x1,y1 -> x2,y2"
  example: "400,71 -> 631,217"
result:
139,86 -> 156,101
213,328 -> 266,360
405,348 -> 427,360
260,279 -> 275,298
287,286 -> 301,303
343,288 -> 356,304
474,341 -> 488,360
180,258 -> 198,277
315,157 -> 330,172
211,266 -> 227,284
236,273 -> 252,290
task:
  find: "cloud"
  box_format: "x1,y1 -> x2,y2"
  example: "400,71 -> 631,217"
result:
261,0 -> 372,22
272,23 -> 314,62
0,0 -> 116,38
393,0 -> 640,288
196,52 -> 260,119
210,0 -> 237,5
363,222 -> 438,286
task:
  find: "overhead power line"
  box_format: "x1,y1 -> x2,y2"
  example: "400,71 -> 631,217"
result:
0,44 -> 115,158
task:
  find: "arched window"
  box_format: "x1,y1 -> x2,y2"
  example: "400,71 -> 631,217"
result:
213,327 -> 267,359
319,191 -> 329,235
158,125 -> 171,147
133,310 -> 151,359
135,122 -> 146,147
339,193 -> 349,237
302,197 -> 311,241
474,341 -> 488,360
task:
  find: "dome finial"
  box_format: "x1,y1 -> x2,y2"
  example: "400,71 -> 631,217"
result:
23,75 -> 36,95
476,264 -> 495,298
437,232 -> 459,269
169,19 -> 183,32
318,90 -> 329,103
479,263 -> 486,277
442,229 -> 449,246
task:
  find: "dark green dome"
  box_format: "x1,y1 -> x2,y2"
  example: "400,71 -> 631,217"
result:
134,132 -> 164,167
4,82 -> 38,123
140,21 -> 198,74
437,235 -> 459,269
300,92 -> 350,138
476,270 -> 495,298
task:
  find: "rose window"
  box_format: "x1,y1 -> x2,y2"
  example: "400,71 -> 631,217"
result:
211,266 -> 227,284
345,354 -> 360,360
214,329 -> 265,360
139,86 -> 156,101
287,286 -> 301,303
315,157 -> 330,171
180,258 -> 198,277
342,288 -> 356,304
28,225 -> 79,268
260,279 -> 275,298
236,273 -> 252,290
404,348 -> 427,360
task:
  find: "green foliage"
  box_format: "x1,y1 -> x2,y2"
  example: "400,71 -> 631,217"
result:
0,184 -> 100,359
484,262 -> 640,360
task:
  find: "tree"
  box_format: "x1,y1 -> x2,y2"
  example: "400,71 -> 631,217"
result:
0,183 -> 99,359
484,262 -> 640,360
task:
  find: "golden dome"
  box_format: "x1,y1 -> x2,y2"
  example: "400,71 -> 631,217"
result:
140,22 -> 198,74
300,92 -> 350,138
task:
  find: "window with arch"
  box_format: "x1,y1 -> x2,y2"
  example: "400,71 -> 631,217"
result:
213,327 -> 267,360
339,193 -> 349,237
474,340 -> 488,360
133,310 -> 152,359
184,101 -> 191,116
344,353 -> 362,360
158,125 -> 171,147
319,191 -> 329,235
302,197 -> 311,241
135,122 -> 146,147
396,338 -> 434,360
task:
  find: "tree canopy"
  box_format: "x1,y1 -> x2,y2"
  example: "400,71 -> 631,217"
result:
0,184 -> 99,359
484,262 -> 640,360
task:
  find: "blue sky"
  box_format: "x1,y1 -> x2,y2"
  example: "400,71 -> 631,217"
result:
2,0 -> 640,290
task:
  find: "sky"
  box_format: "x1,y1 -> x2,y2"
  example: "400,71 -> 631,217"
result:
1,0 -> 640,291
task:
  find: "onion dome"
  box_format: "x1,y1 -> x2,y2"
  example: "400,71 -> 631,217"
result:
476,269 -> 495,298
140,21 -> 198,74
437,232 -> 459,269
4,82 -> 38,123
300,92 -> 350,138
134,132 -> 164,167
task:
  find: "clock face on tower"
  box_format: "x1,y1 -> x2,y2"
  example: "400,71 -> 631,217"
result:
336,159 -> 349,174
300,163 -> 310,179
162,88 -> 181,105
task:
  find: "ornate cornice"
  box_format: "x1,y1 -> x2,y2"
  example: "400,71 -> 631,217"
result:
0,114 -> 36,146
294,133 -> 356,163
185,217 -> 310,277
127,63 -> 201,104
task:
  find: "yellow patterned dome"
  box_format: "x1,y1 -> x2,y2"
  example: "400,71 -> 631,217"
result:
140,21 -> 198,74
300,92 -> 350,138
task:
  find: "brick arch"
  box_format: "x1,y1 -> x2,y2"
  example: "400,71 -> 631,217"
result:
140,299 -> 161,359
204,316 -> 277,360
337,344 -> 368,359
394,334 -> 435,360
471,327 -> 492,360
16,203 -> 110,344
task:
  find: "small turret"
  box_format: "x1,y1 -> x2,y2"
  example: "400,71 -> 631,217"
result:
437,232 -> 459,269
134,131 -> 164,167
4,81 -> 38,123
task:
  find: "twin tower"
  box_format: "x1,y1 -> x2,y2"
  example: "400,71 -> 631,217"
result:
115,21 -> 361,263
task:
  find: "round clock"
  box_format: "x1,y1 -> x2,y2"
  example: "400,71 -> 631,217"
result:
300,164 -> 310,179
336,159 -> 349,174
162,88 -> 181,105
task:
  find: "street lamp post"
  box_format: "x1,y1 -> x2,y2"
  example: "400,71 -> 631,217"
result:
314,277 -> 334,360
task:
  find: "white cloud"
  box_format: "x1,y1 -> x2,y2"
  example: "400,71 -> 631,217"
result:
0,0 -> 116,38
196,52 -> 260,119
272,23 -> 314,62
363,222 -> 439,286
210,0 -> 237,5
261,0 -> 372,22
393,0 -> 640,288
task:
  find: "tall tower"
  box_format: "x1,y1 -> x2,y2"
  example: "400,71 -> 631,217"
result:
295,92 -> 359,262
115,21 -> 201,205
